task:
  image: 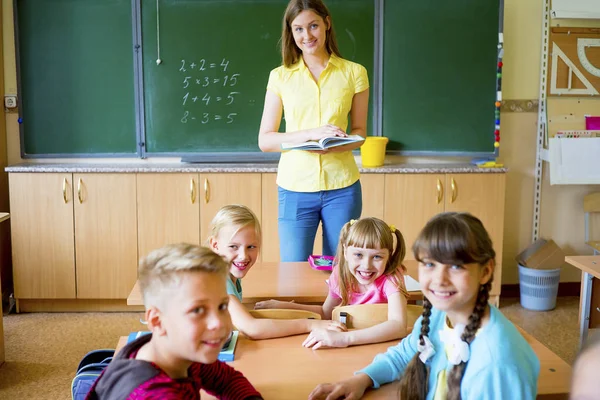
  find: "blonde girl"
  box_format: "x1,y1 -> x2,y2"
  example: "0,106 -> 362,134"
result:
208,204 -> 333,340
256,217 -> 409,349
308,212 -> 539,400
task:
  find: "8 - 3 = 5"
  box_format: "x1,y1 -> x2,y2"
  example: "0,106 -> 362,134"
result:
181,111 -> 237,124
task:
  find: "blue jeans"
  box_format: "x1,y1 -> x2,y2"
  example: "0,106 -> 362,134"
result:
278,180 -> 362,262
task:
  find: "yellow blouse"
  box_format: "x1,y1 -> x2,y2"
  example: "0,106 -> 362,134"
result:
267,54 -> 369,192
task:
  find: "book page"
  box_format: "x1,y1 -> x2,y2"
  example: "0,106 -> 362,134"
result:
404,275 -> 421,292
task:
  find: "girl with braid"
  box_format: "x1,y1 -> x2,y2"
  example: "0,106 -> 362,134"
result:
308,212 -> 539,400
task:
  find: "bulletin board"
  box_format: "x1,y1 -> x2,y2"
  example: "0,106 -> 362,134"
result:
547,28 -> 600,96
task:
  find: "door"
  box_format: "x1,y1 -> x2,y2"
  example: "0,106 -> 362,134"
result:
9,173 -> 76,298
199,173 -> 262,244
74,174 -> 138,299
261,173 -> 279,262
360,174 -> 385,220
137,173 -> 200,259
384,174 -> 445,260
445,173 -> 506,295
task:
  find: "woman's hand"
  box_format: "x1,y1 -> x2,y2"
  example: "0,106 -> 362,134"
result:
308,374 -> 372,400
302,325 -> 350,350
307,124 -> 347,141
254,299 -> 291,310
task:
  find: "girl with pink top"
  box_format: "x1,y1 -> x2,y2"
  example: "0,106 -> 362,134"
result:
255,217 -> 409,349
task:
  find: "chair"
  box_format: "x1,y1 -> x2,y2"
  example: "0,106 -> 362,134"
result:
331,304 -> 423,329
584,192 -> 600,255
248,309 -> 322,320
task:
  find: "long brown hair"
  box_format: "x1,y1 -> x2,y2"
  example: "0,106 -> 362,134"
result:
280,0 -> 342,67
399,212 -> 495,400
334,217 -> 406,306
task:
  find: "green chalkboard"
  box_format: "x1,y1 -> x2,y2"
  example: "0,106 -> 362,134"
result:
141,0 -> 374,153
17,0 -> 137,156
382,0 -> 500,154
16,0 -> 500,157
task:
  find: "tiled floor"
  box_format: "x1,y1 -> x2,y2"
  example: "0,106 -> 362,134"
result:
500,296 -> 580,364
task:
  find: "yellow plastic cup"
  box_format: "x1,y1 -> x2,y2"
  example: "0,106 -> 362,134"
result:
360,136 -> 389,167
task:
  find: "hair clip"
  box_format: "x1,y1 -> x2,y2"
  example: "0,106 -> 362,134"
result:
417,335 -> 435,363
349,219 -> 357,226
389,224 -> 396,233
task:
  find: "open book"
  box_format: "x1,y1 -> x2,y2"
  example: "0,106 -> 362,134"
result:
281,134 -> 364,151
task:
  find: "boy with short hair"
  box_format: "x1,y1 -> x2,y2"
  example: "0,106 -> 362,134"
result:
87,243 -> 262,400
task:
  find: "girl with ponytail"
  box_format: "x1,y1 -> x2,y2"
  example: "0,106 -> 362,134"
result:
308,212 -> 539,400
255,217 -> 410,349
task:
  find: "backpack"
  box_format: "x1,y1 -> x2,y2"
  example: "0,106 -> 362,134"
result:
71,349 -> 114,400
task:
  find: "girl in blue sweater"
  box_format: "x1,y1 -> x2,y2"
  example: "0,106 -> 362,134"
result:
308,212 -> 540,400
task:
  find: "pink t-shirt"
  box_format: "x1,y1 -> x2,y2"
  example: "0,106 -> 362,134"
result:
327,266 -> 408,305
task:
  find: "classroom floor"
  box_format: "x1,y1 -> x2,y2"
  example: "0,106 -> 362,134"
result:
0,297 -> 580,400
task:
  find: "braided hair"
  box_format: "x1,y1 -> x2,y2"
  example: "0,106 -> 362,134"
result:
399,212 -> 495,400
446,279 -> 492,400
399,297 -> 433,400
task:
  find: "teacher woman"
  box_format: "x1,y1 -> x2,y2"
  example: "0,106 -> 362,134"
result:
258,0 -> 369,262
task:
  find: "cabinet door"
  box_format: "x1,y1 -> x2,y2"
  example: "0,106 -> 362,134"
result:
74,174 -> 138,299
384,174 -> 445,260
137,174 -> 200,259
199,173 -> 262,243
9,173 -> 76,298
261,173 -> 279,262
360,174 -> 385,219
445,174 -> 506,295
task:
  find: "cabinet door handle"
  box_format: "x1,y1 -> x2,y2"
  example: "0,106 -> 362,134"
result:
77,178 -> 83,204
436,179 -> 443,204
62,178 -> 68,204
204,178 -> 210,204
451,178 -> 457,203
190,179 -> 197,204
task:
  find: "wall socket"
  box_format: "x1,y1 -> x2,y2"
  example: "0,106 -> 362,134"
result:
4,95 -> 17,109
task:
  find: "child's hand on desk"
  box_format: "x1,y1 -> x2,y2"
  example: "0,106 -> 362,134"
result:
308,374 -> 372,400
254,299 -> 291,309
302,323 -> 349,350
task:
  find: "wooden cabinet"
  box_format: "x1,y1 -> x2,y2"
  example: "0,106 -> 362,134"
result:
384,174 -> 445,260
384,173 -> 506,296
137,174 -> 200,259
444,174 -> 506,295
8,170 -> 506,307
74,174 -> 138,299
360,174 -> 385,220
261,174 -> 279,262
200,173 -> 262,243
9,173 -> 76,299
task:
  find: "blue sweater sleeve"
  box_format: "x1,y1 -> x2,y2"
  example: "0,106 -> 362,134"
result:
357,318 -> 421,388
465,363 -> 538,400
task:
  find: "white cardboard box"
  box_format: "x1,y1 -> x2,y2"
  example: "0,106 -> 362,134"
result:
548,137 -> 600,185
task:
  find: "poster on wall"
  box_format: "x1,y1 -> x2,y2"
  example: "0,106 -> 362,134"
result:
551,0 -> 600,19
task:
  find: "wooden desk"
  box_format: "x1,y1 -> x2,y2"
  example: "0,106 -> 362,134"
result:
115,326 -> 570,399
128,261 -> 421,306
565,255 -> 600,347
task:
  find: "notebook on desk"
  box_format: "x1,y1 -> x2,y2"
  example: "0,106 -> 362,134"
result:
126,331 -> 239,362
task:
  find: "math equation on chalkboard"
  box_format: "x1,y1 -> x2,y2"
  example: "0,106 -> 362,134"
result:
178,58 -> 240,125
